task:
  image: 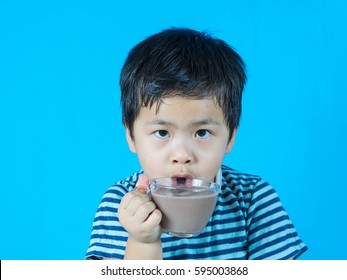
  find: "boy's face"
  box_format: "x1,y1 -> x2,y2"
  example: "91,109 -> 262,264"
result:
125,97 -> 236,182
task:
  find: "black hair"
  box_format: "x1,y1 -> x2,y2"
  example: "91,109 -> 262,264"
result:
120,27 -> 247,140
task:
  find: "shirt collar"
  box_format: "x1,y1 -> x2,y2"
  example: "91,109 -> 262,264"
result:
215,168 -> 222,186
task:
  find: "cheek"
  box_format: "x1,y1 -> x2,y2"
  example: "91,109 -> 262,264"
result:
203,152 -> 224,169
135,141 -> 169,175
198,153 -> 224,181
137,138 -> 167,156
199,139 -> 229,158
197,141 -> 227,168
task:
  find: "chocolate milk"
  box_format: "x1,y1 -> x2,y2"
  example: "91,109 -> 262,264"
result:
151,186 -> 218,236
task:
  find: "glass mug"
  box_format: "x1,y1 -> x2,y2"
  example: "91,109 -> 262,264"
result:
149,177 -> 220,237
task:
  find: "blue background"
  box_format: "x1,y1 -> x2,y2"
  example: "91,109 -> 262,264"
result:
1,0 -> 346,260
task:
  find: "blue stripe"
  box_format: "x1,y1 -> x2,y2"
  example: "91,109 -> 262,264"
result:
165,245 -> 247,260
104,186 -> 128,196
163,228 -> 246,242
248,197 -> 280,219
163,236 -> 246,252
92,224 -> 124,231
208,215 -> 245,225
213,203 -> 243,214
86,250 -> 123,260
100,197 -> 121,204
91,241 -> 125,250
251,185 -> 275,205
91,234 -> 127,242
248,215 -> 289,237
287,245 -> 308,260
248,224 -> 296,246
93,215 -> 118,222
249,232 -> 297,256
250,206 -> 285,225
97,206 -> 119,213
253,240 -> 307,260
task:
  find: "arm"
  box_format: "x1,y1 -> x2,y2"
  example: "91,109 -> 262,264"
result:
118,175 -> 163,259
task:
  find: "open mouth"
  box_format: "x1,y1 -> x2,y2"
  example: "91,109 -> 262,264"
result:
172,174 -> 193,185
176,177 -> 187,184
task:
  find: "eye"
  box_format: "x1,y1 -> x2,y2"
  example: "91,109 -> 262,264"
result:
155,130 -> 170,139
195,129 -> 211,139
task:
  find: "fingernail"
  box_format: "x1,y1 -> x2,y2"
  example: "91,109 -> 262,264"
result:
135,185 -> 148,194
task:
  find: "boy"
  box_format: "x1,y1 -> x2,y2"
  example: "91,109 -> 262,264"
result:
86,27 -> 307,260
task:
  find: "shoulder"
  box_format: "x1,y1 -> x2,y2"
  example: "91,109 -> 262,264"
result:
221,165 -> 266,193
105,170 -> 143,196
220,165 -> 277,210
221,165 -> 261,182
97,170 -> 143,209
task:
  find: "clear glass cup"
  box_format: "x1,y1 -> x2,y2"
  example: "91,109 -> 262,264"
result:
149,177 -> 220,237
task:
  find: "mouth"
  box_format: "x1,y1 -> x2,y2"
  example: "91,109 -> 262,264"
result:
171,174 -> 193,185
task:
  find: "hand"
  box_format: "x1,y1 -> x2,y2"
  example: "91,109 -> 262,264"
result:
118,174 -> 162,244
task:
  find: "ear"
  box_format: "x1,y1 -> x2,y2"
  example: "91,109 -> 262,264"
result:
125,127 -> 137,153
226,128 -> 237,154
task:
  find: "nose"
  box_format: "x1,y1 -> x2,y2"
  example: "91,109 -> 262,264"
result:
170,139 -> 193,165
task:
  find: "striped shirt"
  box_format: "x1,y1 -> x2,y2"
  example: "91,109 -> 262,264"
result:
85,165 -> 307,259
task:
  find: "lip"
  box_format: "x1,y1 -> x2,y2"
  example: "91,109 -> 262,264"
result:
171,174 -> 193,180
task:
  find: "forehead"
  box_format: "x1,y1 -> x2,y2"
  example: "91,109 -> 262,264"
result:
136,97 -> 225,125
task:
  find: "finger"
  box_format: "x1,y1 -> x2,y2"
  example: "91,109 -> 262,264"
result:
120,190 -> 148,212
133,200 -> 157,222
142,208 -> 162,231
135,174 -> 149,194
119,190 -> 140,210
125,193 -> 152,216
120,174 -> 150,209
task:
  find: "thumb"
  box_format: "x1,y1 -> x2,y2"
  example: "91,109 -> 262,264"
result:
135,174 -> 150,194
